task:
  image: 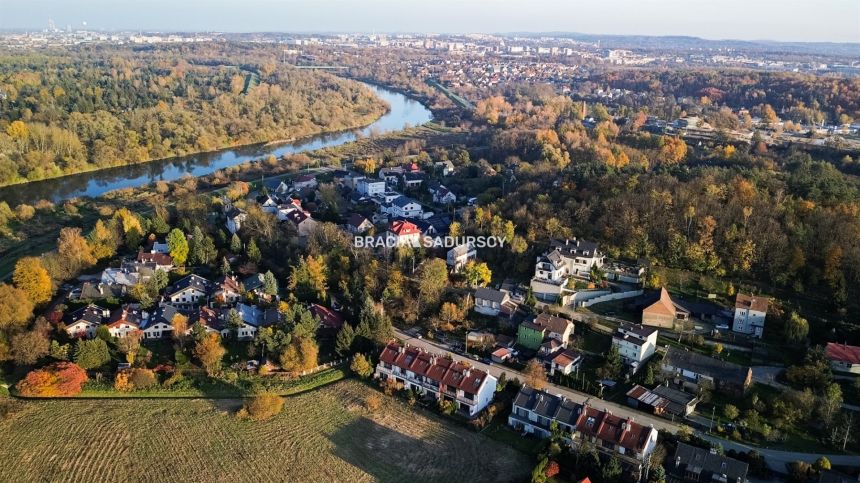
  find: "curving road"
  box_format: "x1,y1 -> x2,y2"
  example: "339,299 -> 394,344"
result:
393,328 -> 860,472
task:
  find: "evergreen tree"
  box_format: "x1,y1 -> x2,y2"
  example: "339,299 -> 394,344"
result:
263,270 -> 278,296
247,238 -> 261,264
335,323 -> 356,356
230,233 -> 242,254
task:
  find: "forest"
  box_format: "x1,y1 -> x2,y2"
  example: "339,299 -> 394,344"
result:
589,69 -> 860,125
0,45 -> 387,186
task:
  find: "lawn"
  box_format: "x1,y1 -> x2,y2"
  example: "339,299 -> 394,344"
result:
0,380 -> 529,482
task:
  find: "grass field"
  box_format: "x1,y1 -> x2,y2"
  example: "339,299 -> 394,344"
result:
0,380 -> 529,482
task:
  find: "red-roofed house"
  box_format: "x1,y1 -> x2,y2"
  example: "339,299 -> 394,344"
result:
384,220 -> 422,247
826,342 -> 860,374
375,342 -> 497,417
309,304 -> 346,331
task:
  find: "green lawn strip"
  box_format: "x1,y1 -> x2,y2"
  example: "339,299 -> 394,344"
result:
481,419 -> 545,456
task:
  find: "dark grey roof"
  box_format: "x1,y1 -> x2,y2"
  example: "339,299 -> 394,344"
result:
168,274 -> 211,297
142,304 -> 179,329
64,304 -> 108,326
670,442 -> 748,483
617,321 -> 658,339
662,347 -> 750,385
392,196 -> 419,208
512,385 -> 581,426
550,238 -> 600,257
79,282 -> 125,300
475,288 -> 507,304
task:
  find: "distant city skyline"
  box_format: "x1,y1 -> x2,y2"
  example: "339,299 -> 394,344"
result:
2,0 -> 859,44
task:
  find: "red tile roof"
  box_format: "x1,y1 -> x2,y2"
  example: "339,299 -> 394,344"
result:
575,405 -> 653,453
388,220 -> 421,236
826,342 -> 860,365
309,304 -> 345,330
137,251 -> 173,266
735,293 -> 770,313
379,342 -> 490,395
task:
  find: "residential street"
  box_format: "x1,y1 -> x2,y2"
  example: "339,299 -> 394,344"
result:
394,329 -> 860,472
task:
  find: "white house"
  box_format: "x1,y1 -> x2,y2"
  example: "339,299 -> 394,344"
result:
611,322 -> 658,374
211,275 -> 242,306
533,312 -> 574,348
434,160 -> 455,176
100,268 -> 140,287
530,238 -> 605,303
429,184 -> 457,204
357,178 -> 386,197
384,220 -> 422,247
376,342 -> 497,418
509,386 -> 659,462
346,213 -> 373,234
446,242 -> 476,272
292,174 -> 318,191
732,293 -> 769,338
105,304 -> 146,338
225,207 -> 247,235
256,194 -> 279,214
382,196 -> 423,219
474,287 -> 510,317
825,342 -> 860,375
166,274 -> 211,311
545,349 -> 583,376
141,305 -> 178,339
63,304 -> 110,339
283,209 -> 318,237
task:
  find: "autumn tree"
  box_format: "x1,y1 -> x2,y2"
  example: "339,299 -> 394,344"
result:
10,329 -> 50,365
56,227 -> 96,278
172,313 -> 189,347
657,136 -> 688,165
350,353 -> 374,379
194,333 -> 226,376
417,258 -> 448,309
166,228 -> 189,266
289,255 -> 328,302
13,257 -> 53,305
238,393 -> 285,421
279,337 -> 319,374
0,284 -> 34,330
16,362 -> 88,397
524,359 -> 547,390
463,261 -> 492,288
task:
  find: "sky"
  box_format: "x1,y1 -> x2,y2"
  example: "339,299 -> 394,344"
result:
3,0 -> 859,43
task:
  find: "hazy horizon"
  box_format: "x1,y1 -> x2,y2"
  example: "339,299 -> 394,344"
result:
2,0 -> 859,44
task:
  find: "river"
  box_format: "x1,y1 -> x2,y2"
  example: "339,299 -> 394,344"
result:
0,84 -> 432,205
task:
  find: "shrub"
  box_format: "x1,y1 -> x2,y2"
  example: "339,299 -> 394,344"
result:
365,394 -> 382,412
350,354 -> 374,379
237,393 -> 284,421
114,368 -> 158,391
16,362 -> 88,397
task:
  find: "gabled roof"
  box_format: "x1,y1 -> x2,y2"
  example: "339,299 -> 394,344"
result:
643,288 -> 688,317
388,220 -> 421,236
735,292 -> 769,313
213,275 -> 241,295
671,442 -> 748,483
825,342 -> 860,365
392,195 -> 419,208
662,347 -> 750,385
195,306 -> 226,332
475,287 -> 507,304
137,251 -> 173,266
533,312 -> 573,335
309,304 -> 345,330
379,342 -> 492,396
550,237 -> 601,258
106,304 -> 144,328
168,274 -> 211,297
64,304 -> 108,326
142,304 -> 179,330
347,213 -> 371,229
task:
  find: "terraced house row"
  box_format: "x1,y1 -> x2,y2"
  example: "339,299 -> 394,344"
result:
508,385 -> 659,463
375,342 -> 497,417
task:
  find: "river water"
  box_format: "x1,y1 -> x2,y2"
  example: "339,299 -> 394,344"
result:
0,84 -> 432,205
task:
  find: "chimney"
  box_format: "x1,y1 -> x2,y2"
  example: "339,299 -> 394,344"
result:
675,456 -> 681,468
565,239 -> 569,245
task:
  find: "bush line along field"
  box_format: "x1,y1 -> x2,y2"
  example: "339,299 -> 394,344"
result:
0,380 -> 529,483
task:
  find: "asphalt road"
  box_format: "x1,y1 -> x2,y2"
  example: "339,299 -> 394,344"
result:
393,329 -> 860,471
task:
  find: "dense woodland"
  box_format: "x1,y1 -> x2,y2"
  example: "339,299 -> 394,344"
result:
589,69 -> 860,125
0,46 -> 387,186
